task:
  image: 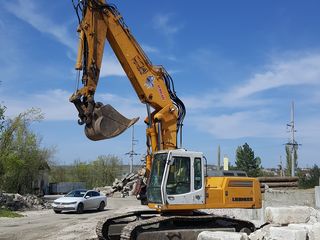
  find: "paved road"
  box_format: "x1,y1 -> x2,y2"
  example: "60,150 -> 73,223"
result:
0,197 -> 146,240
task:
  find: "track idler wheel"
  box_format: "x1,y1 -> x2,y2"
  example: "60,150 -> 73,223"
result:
85,103 -> 139,141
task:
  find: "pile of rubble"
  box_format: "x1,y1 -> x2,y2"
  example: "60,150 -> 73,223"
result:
0,191 -> 51,211
198,206 -> 320,240
97,168 -> 146,198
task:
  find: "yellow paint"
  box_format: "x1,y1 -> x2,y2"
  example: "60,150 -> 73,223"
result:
149,177 -> 262,211
70,0 -> 178,175
72,0 -> 262,214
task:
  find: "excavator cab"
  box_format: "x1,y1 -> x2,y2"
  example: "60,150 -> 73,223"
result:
84,103 -> 139,141
147,149 -> 262,211
147,149 -> 206,210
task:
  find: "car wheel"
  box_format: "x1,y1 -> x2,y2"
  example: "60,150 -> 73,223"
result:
54,210 -> 62,214
98,201 -> 105,211
76,203 -> 84,214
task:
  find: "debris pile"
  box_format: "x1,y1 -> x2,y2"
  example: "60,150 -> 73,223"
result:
0,191 -> 51,210
97,168 -> 146,197
198,206 -> 320,240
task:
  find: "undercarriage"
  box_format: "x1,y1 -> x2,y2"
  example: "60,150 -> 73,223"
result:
96,210 -> 255,240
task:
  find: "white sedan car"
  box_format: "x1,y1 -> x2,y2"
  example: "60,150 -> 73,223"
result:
52,189 -> 107,214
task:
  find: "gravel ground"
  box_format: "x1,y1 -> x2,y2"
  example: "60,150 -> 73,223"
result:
0,196 -> 147,240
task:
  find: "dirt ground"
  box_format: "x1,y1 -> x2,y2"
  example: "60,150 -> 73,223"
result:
0,196 -> 147,240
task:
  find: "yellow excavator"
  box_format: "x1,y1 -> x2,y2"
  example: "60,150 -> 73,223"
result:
69,0 -> 262,239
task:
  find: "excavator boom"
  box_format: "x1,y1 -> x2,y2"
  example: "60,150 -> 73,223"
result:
70,0 -> 185,156
69,1 -> 262,239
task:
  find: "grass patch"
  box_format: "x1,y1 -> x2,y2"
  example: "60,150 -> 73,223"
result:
0,208 -> 23,218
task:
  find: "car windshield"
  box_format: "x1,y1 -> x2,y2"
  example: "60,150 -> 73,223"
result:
65,190 -> 87,197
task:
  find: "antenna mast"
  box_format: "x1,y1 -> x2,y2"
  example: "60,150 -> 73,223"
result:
285,101 -> 300,177
125,125 -> 138,173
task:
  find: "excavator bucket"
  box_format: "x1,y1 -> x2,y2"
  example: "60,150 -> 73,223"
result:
85,104 -> 139,141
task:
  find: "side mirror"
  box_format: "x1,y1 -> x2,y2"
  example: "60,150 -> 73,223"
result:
85,195 -> 90,199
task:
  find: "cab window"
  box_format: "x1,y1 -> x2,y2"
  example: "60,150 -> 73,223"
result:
166,156 -> 190,195
194,158 -> 202,190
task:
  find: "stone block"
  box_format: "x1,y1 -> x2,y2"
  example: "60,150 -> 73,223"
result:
308,208 -> 320,224
248,224 -> 271,240
289,224 -> 314,240
270,226 -> 307,240
265,206 -> 312,225
197,231 -> 248,240
287,223 -> 320,240
310,223 -> 320,240
316,186 -> 320,209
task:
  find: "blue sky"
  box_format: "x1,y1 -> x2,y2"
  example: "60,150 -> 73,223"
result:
1,0 -> 320,168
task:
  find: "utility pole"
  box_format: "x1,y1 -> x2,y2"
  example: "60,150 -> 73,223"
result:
279,155 -> 284,177
217,145 -> 221,171
285,101 -> 300,177
125,125 -> 138,173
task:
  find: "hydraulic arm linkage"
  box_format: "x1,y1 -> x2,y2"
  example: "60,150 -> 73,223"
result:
70,0 -> 185,175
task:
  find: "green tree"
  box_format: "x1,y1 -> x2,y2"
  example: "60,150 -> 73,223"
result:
235,143 -> 262,177
0,104 -> 6,177
50,155 -> 122,189
50,165 -> 71,183
0,108 -> 54,194
298,165 -> 320,189
0,104 -> 5,132
91,155 -> 122,187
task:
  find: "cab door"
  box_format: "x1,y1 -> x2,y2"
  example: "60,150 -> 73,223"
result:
163,153 -> 205,205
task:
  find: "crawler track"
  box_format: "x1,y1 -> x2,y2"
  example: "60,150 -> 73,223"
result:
96,210 -> 255,240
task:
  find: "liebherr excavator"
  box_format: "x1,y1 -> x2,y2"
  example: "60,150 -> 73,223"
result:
69,0 -> 262,239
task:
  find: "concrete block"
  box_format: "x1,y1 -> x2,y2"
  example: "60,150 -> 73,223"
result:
310,223 -> 320,240
265,206 -> 312,225
270,226 -> 307,240
248,223 -> 271,240
248,229 -> 265,240
197,231 -> 248,240
289,224 -> 314,240
289,223 -> 313,231
289,223 -> 320,240
316,186 -> 320,209
308,208 -> 320,224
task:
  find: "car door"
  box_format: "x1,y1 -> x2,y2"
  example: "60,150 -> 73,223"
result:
84,191 -> 94,209
91,191 -> 101,208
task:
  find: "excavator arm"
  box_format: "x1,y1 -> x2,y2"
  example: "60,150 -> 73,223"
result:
70,0 -> 185,174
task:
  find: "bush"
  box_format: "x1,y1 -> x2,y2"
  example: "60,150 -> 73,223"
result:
298,165 -> 320,189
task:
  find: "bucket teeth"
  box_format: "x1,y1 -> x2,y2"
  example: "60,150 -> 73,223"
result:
84,104 -> 139,141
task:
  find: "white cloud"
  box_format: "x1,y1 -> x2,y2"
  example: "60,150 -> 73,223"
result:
98,93 -> 145,120
5,0 -> 127,78
141,44 -> 159,54
189,111 -> 284,139
183,51 -> 320,140
183,52 -> 320,110
4,89 -> 75,121
153,14 -> 183,36
100,57 -> 126,77
4,0 -> 76,51
2,89 -> 145,123
224,53 -> 320,104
